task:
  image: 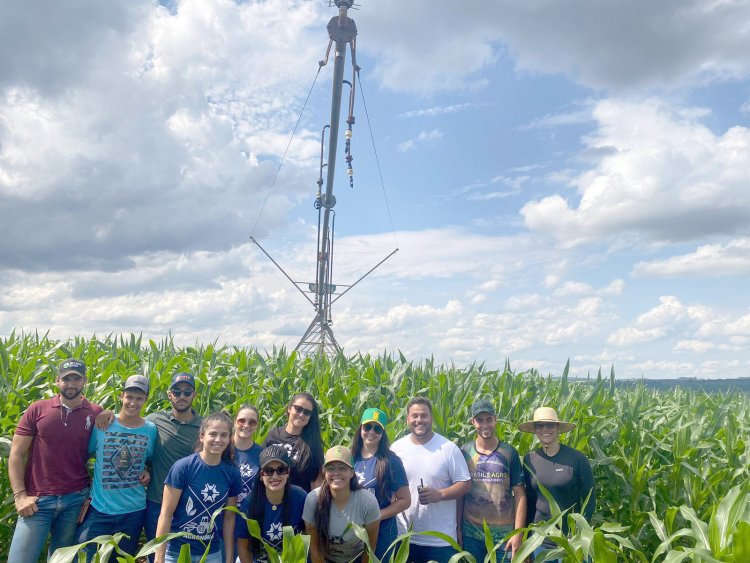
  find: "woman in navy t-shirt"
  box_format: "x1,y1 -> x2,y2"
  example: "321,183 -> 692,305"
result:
236,446 -> 307,563
351,408 -> 410,559
155,412 -> 243,563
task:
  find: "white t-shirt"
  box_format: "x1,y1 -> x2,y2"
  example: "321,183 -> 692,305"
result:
391,432 -> 470,546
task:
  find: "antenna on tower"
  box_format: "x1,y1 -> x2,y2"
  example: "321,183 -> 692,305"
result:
251,0 -> 398,358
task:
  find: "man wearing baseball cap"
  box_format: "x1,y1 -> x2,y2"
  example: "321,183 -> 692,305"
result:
8,359 -> 103,563
77,375 -> 157,559
458,399 -> 526,562
143,372 -> 202,552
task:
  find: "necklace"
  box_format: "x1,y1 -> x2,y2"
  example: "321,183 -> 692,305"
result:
61,404 -> 72,427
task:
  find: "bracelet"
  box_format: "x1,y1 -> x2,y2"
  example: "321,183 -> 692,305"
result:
13,490 -> 26,498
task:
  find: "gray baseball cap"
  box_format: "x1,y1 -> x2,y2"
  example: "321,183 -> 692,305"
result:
123,375 -> 150,395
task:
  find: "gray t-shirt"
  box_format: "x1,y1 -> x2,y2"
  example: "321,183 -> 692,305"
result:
303,488 -> 380,562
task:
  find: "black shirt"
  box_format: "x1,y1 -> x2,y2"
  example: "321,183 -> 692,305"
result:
262,426 -> 322,492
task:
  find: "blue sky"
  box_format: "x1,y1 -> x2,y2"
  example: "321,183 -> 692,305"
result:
1,0 -> 750,378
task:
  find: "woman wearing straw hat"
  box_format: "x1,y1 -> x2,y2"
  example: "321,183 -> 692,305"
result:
519,407 -> 595,562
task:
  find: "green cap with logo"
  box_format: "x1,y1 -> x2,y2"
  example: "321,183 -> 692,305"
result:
361,407 -> 388,428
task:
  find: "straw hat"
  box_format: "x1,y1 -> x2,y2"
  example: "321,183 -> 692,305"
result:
518,407 -> 575,433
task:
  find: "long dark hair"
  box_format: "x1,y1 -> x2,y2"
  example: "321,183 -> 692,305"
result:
316,471 -> 360,557
351,425 -> 394,502
248,469 -> 292,556
196,411 -> 234,463
287,393 -> 324,480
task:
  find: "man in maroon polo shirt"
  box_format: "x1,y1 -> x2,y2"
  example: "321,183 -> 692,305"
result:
8,358 -> 103,563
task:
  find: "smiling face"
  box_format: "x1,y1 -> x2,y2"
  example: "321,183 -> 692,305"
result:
324,462 -> 354,491
472,412 -> 497,439
407,403 -> 433,442
287,398 -> 313,433
168,382 -> 195,414
534,421 -> 561,447
200,420 -> 231,457
235,407 -> 258,441
57,373 -> 85,403
261,462 -> 289,493
121,390 -> 147,418
360,422 -> 383,449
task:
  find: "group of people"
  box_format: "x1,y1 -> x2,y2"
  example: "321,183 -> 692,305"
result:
8,359 -> 595,563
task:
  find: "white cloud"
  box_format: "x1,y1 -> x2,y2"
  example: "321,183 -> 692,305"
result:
522,99 -> 750,246
674,340 -> 715,353
399,103 -> 477,119
396,129 -> 443,152
632,238 -> 750,277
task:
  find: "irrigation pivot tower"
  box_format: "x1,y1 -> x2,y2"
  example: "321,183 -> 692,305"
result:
251,0 -> 398,358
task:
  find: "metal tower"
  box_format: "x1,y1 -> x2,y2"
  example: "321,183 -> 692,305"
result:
251,0 -> 398,358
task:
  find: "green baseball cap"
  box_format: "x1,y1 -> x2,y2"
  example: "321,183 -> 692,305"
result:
361,407 -> 388,428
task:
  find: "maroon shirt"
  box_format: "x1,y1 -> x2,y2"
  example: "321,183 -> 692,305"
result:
15,396 -> 103,496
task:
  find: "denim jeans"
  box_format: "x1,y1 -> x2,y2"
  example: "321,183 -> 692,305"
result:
374,516 -> 398,560
408,543 -> 457,563
463,534 -> 510,563
76,505 -> 146,560
8,488 -> 89,563
144,500 -> 162,563
165,548 -> 222,563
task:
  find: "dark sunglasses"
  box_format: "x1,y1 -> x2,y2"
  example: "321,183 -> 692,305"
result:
291,404 -> 313,417
534,422 -> 558,430
362,423 -> 383,435
261,466 -> 290,476
171,389 -> 194,397
236,418 -> 258,426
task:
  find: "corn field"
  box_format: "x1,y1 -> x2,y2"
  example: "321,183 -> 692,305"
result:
1,332 -> 749,561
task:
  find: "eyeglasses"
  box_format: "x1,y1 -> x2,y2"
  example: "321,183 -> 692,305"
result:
261,466 -> 290,477
324,463 -> 351,473
236,418 -> 258,426
362,423 -> 383,435
534,422 -> 558,430
171,389 -> 194,397
291,404 -> 313,417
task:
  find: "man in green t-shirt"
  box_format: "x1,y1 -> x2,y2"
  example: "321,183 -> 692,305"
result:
458,399 -> 526,563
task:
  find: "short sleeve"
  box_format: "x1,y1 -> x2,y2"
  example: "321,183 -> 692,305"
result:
15,404 -> 40,436
88,427 -> 100,455
446,443 -> 471,483
164,457 -> 188,490
302,489 -> 319,525
362,491 -> 381,525
229,466 -> 243,497
508,446 -> 525,487
389,453 -> 408,490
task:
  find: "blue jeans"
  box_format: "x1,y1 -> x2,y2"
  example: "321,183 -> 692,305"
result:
409,543 -> 457,563
165,548 -> 222,563
76,505 -> 145,560
375,516 -> 398,560
8,488 -> 89,563
463,534 -> 510,562
533,545 -> 561,562
144,500 -> 162,563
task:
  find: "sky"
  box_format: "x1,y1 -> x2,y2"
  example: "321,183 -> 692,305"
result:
1,0 -> 750,379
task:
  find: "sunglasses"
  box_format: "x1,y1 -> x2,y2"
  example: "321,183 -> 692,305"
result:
291,404 -> 313,417
171,389 -> 194,397
236,418 -> 258,426
534,422 -> 558,430
324,463 -> 351,473
261,466 -> 290,477
362,423 -> 383,435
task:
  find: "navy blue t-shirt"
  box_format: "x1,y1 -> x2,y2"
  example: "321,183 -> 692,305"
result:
235,443 -> 263,512
164,453 -> 243,556
236,484 -> 307,562
353,452 -> 407,510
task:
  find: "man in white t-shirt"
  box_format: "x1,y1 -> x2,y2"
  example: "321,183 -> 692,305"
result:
391,397 -> 471,563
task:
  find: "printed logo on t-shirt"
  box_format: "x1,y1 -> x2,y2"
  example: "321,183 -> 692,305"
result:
239,463 -> 254,478
355,470 -> 365,484
267,522 -> 284,542
103,431 -> 150,488
180,483 -> 228,541
330,534 -> 346,545
85,415 -> 92,431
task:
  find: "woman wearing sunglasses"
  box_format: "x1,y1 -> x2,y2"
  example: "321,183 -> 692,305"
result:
236,446 -> 307,563
234,405 -> 263,512
304,446 -> 380,563
262,392 -> 324,492
519,407 -> 595,562
351,408 -> 410,560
